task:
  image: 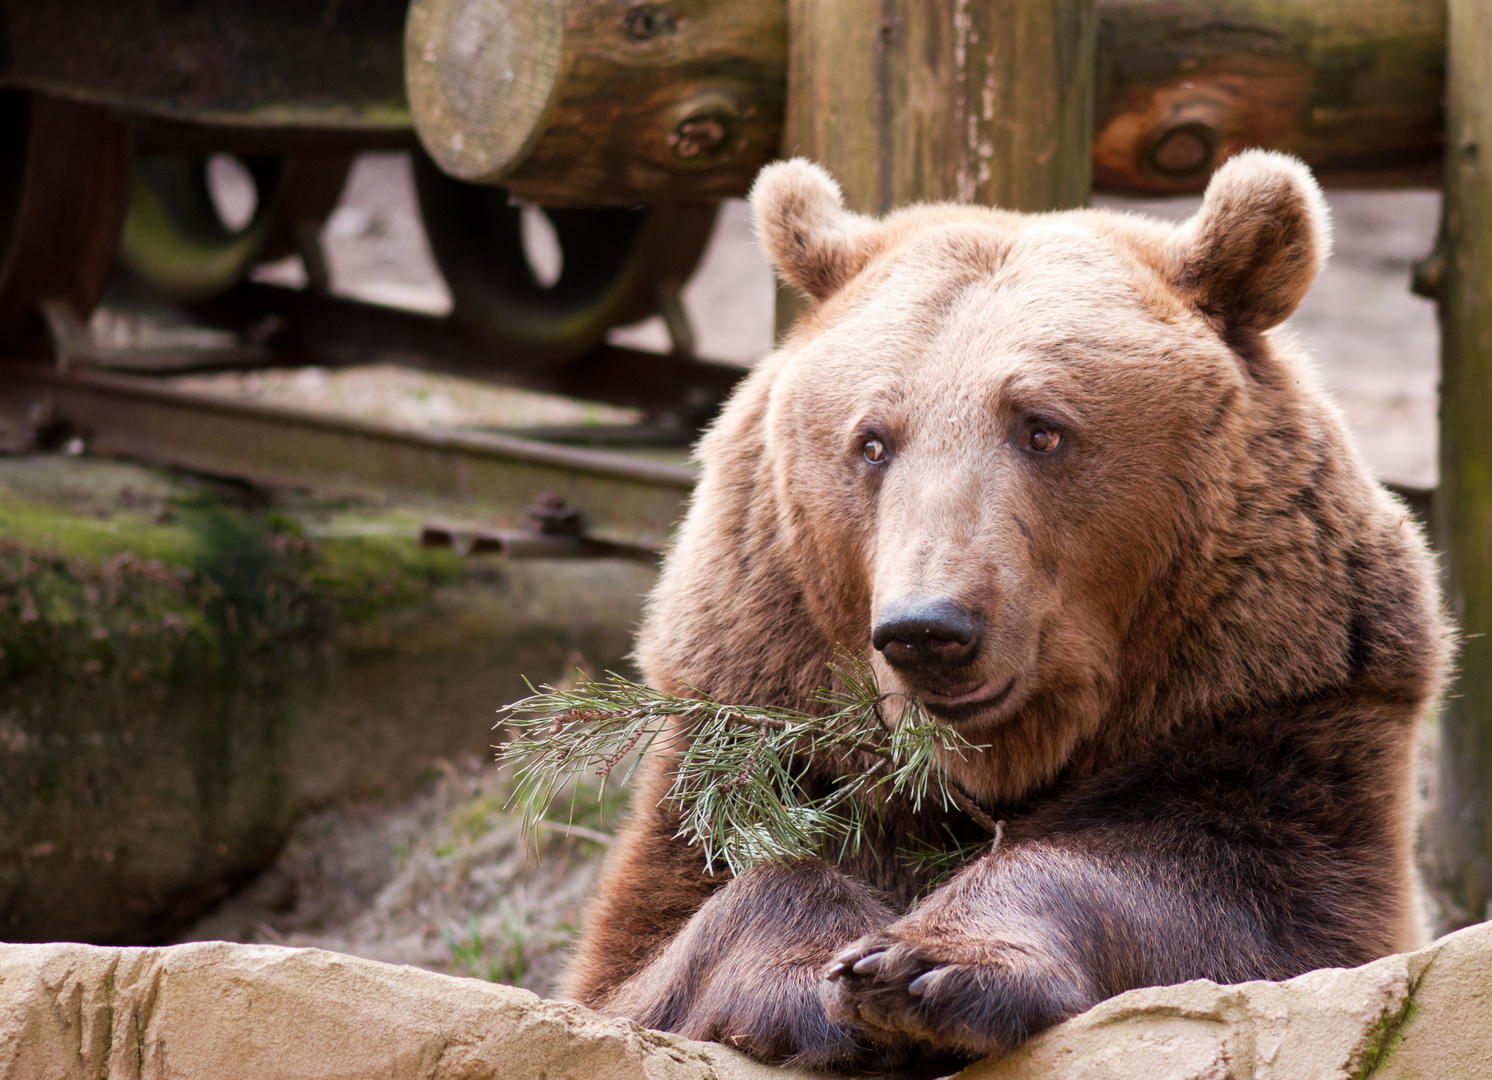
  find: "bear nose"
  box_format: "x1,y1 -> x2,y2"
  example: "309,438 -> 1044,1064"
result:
872,596 -> 982,670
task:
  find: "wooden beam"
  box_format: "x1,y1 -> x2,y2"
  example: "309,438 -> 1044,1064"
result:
1093,0 -> 1445,194
403,0 -> 1442,205
1433,0 -> 1492,931
784,0 -> 1095,214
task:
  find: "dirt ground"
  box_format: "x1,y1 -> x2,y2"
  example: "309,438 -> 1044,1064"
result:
177,154 -> 1446,990
181,752 -> 620,998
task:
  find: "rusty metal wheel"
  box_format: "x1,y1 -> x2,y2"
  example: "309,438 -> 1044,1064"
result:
0,90 -> 134,347
119,153 -> 286,303
119,152 -> 354,303
413,152 -> 718,369
254,153 -> 357,291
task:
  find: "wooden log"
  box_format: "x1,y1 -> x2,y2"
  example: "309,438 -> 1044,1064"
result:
1433,0 -> 1492,931
1093,0 -> 1446,194
404,0 -> 785,205
784,0 -> 1095,215
404,0 -> 1441,206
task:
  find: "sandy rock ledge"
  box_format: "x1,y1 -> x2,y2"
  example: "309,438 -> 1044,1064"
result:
0,941 -> 800,1080
966,920 -> 1492,1080
1,924 -> 1490,1080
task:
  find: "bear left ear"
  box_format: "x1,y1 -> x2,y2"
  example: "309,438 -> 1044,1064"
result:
1164,150 -> 1331,335
750,158 -> 882,302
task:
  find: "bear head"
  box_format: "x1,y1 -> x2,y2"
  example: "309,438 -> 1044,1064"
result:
636,152 -> 1445,803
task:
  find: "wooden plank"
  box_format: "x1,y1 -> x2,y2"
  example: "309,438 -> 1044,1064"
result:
1,0 -> 411,130
1433,0 -> 1492,930
776,0 -> 1094,333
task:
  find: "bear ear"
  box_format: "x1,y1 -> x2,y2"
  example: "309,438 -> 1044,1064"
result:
750,159 -> 881,301
1164,150 -> 1332,335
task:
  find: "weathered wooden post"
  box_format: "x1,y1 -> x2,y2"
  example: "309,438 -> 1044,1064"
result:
777,0 -> 1095,331
1435,0 -> 1492,929
784,0 -> 1094,214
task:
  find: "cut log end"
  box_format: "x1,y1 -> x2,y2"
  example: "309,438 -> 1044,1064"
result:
405,0 -> 566,184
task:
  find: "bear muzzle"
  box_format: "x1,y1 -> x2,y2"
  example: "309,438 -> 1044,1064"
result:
872,594 -> 986,671
872,595 -> 1022,718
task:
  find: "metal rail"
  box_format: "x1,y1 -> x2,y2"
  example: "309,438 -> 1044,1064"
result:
0,362 -> 696,551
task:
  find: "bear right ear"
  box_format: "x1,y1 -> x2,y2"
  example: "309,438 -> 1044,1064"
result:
750,159 -> 881,301
1164,150 -> 1331,337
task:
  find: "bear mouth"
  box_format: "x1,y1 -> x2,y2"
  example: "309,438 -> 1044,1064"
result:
918,675 -> 1014,719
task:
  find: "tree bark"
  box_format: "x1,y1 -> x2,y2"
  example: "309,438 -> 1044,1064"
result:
1433,0 -> 1492,931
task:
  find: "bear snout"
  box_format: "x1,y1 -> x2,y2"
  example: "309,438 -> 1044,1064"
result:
872,595 -> 983,672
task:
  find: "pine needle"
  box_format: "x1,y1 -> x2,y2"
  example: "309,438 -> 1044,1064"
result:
496,654 -> 994,876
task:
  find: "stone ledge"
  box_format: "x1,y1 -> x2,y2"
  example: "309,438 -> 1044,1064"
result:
0,940 -> 808,1080
2,924 -> 1490,1079
967,920 -> 1492,1080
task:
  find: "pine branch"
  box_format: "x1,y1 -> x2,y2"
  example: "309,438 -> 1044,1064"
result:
496,655 -> 996,877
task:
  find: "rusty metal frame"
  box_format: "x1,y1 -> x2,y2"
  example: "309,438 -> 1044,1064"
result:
0,363 -> 695,551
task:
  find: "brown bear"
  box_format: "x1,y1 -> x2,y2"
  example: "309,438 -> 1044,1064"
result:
561,151 -> 1450,1070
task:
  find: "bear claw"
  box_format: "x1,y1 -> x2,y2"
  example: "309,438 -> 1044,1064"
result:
906,970 -> 936,996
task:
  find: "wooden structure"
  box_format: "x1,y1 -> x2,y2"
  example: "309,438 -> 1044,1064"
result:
787,0 -> 1094,213
1092,0 -> 1444,193
405,0 -> 786,204
1435,0 -> 1492,930
398,0 -> 1446,206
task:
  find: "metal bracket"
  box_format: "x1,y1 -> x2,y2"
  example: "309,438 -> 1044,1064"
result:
420,493 -> 661,563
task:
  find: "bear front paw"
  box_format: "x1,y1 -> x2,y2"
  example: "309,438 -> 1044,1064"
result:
822,928 -> 1094,1059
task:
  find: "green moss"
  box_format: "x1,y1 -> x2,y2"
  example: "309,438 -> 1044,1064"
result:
1356,993 -> 1420,1078
0,470 -> 475,687
0,496 -> 320,689
312,535 -> 467,625
0,490 -> 205,565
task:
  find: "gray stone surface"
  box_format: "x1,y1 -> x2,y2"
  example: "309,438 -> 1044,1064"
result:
0,455 -> 653,944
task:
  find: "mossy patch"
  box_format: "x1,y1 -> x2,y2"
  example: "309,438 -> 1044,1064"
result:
0,460 -> 471,687
312,533 -> 466,625
1355,988 -> 1420,1079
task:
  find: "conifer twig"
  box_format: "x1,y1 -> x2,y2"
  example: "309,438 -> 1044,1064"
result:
946,785 -> 1002,836
496,655 -> 995,876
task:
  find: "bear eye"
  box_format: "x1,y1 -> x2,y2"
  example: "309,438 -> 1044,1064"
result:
1028,429 -> 1061,453
863,438 -> 888,464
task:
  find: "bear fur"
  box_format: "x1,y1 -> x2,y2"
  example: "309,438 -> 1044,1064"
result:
562,151 -> 1451,1070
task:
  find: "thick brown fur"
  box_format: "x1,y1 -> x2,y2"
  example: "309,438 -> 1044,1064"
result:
561,152 -> 1451,1070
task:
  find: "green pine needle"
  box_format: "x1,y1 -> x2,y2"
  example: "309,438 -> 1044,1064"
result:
496,654 -> 992,876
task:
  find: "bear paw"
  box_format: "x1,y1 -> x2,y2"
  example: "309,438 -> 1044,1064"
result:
822,928 -> 1093,1059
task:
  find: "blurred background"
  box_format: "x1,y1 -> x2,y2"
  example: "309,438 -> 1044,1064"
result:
0,0 -> 1472,992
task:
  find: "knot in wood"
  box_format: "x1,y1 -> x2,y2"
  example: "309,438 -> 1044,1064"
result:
671,111 -> 731,161
623,4 -> 676,41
